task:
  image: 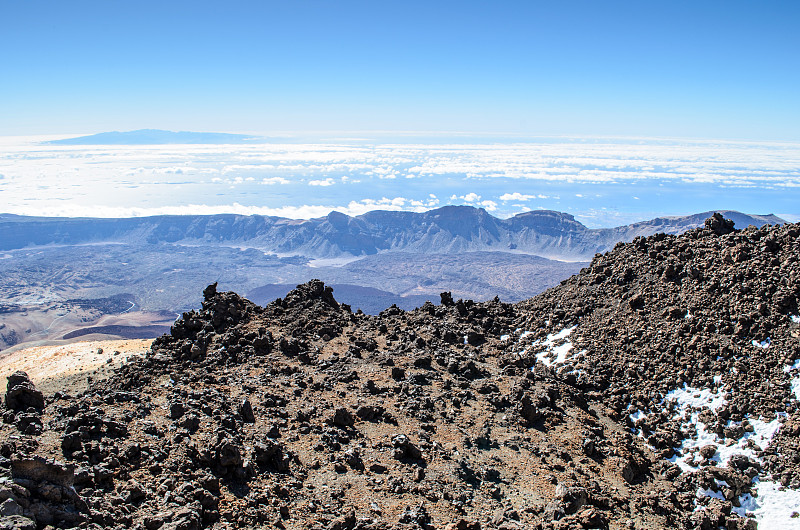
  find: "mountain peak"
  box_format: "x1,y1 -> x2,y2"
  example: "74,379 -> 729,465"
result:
511,209 -> 578,222
426,205 -> 487,216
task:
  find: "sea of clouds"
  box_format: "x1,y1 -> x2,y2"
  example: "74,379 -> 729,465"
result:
1,135 -> 798,227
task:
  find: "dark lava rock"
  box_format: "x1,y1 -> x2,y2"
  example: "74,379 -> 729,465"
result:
5,372 -> 43,412
329,407 -> 354,428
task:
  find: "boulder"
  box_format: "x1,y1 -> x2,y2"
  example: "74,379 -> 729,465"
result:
5,373 -> 43,412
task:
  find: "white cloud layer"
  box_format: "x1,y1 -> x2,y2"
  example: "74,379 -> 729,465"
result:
499,192 -> 551,201
261,177 -> 290,185
0,135 -> 797,224
308,178 -> 336,186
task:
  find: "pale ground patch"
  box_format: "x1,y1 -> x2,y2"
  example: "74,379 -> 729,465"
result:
0,339 -> 152,390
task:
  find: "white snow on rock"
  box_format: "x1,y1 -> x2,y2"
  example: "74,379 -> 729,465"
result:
752,338 -> 771,349
743,417 -> 784,452
665,384 -> 782,472
784,359 -> 800,401
629,410 -> 647,423
626,385 -> 781,473
666,385 -> 727,412
654,385 -> 796,524
711,416 -> 783,467
532,326 -> 577,367
736,480 -> 800,527
785,360 -> 800,373
697,479 -> 730,504
624,316 -> 800,524
792,379 -> 800,402
551,343 -> 574,365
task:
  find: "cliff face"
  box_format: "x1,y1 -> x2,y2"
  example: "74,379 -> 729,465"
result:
0,208 -> 784,261
0,215 -> 798,529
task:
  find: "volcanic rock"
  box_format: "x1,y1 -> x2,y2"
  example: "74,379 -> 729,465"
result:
0,215 -> 798,528
4,373 -> 43,412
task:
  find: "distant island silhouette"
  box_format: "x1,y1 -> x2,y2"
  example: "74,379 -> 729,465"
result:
45,129 -> 264,145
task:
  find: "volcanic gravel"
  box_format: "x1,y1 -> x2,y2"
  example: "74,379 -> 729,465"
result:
0,214 -> 798,530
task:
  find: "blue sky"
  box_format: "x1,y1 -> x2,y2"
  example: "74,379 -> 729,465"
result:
2,1 -> 799,140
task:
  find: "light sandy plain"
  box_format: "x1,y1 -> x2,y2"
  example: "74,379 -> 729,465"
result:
0,339 -> 152,395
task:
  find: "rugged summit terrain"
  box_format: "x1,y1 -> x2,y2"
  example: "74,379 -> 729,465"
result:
0,214 -> 798,529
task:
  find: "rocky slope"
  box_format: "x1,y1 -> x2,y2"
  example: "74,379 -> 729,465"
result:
0,214 -> 798,530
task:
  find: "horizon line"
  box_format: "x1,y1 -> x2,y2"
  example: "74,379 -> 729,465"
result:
2,130 -> 800,146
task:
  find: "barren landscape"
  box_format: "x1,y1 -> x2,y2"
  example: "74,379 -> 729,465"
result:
0,209 -> 778,353
0,215 -> 798,529
4,2 -> 799,529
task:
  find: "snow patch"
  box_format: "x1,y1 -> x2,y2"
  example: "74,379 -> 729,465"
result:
752,338 -> 771,349
670,412 -> 783,473
653,386 -> 785,474
629,410 -> 647,423
791,315 -> 800,323
544,326 -> 575,343
697,486 -> 726,502
669,422 -> 719,473
784,359 -> 800,400
666,385 -> 727,412
784,360 -> 800,373
500,334 -> 510,341
659,385 -> 790,522
747,417 -> 784,451
735,480 -> 800,527
792,377 -> 800,401
552,342 -> 574,365
792,379 -> 800,401
533,326 -> 577,367
636,381 -> 797,524
697,478 -> 732,507
705,416 -> 783,470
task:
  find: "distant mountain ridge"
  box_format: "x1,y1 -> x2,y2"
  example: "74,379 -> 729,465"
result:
45,129 -> 262,145
0,207 -> 785,261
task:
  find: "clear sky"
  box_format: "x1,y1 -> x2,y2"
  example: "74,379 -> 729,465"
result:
1,1 -> 799,140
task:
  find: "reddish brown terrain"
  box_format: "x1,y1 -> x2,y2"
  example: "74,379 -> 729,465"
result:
0,214 -> 798,529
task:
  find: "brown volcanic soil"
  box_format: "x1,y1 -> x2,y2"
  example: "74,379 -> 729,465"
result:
0,215 -> 798,530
